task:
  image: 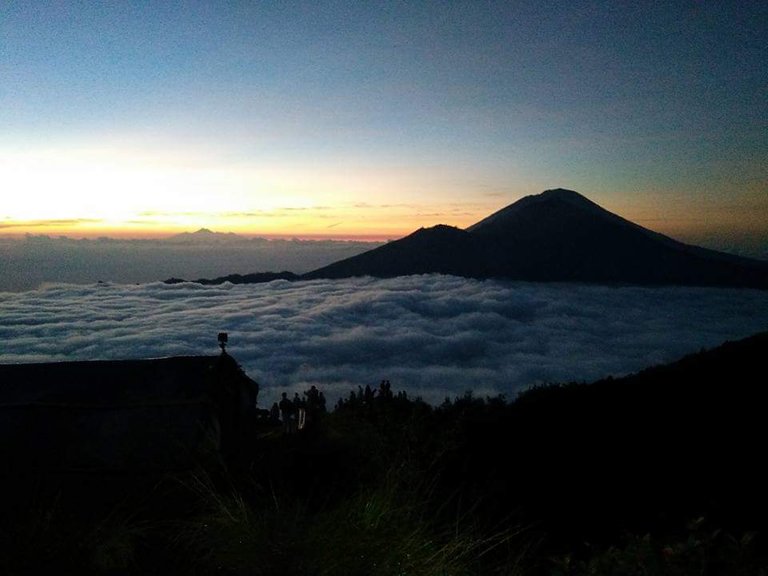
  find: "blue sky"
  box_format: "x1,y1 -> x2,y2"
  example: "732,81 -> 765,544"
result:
1,1 -> 766,244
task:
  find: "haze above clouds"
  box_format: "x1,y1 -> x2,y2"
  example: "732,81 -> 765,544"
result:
0,234 -> 383,291
1,276 -> 766,406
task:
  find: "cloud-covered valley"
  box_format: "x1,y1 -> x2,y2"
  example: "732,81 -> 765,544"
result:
1,276 -> 767,406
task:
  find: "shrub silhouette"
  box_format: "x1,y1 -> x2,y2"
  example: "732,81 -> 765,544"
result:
2,332 -> 767,573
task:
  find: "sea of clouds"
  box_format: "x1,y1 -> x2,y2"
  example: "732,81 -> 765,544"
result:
1,276 -> 767,406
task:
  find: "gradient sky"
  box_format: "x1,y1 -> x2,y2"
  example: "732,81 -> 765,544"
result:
1,1 -> 766,246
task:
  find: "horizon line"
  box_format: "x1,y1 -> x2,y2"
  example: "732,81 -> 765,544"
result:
0,229 -> 396,243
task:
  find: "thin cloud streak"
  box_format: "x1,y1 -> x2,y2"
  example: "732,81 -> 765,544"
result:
0,219 -> 103,229
1,277 -> 767,407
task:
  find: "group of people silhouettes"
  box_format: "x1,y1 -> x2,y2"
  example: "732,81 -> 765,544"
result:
272,385 -> 327,433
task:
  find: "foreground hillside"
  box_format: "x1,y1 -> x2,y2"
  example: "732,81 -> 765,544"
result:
2,332 -> 767,574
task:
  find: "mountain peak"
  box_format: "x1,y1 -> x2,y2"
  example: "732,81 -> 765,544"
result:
541,187 -> 580,197
167,228 -> 243,244
304,188 -> 768,288
540,188 -> 588,202
467,188 -> 610,234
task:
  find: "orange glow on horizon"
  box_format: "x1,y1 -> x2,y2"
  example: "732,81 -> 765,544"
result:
4,141 -> 763,245
0,141 -> 512,243
0,221 -> 409,241
0,214 -> 471,242
2,195 -> 765,244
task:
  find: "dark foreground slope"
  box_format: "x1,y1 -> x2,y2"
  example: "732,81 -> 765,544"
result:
3,332 -> 766,574
445,330 -> 768,546
305,189 -> 768,288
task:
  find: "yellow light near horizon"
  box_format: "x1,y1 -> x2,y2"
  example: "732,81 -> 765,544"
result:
0,143 -> 497,238
0,146 -> 306,228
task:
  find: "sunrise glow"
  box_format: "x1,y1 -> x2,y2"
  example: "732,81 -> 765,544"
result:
1,2 -> 765,249
0,142 -> 506,238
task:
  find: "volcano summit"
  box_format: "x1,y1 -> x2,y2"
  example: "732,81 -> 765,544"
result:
305,189 -> 768,288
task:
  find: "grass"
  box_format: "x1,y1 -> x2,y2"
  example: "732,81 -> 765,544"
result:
4,333 -> 768,575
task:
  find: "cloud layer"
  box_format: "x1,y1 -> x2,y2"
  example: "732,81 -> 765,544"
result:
0,235 -> 382,291
1,276 -> 767,406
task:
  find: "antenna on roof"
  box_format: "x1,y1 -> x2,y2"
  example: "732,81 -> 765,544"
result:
218,332 -> 228,354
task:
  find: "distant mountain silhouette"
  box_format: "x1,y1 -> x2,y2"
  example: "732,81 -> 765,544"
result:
304,188 -> 768,288
166,228 -> 244,244
164,271 -> 300,285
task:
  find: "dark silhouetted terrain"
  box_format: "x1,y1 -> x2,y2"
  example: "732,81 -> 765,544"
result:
2,331 -> 766,573
164,271 -> 300,285
0,354 -> 258,470
305,189 -> 768,288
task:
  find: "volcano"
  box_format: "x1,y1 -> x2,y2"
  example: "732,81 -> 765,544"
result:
304,189 -> 768,288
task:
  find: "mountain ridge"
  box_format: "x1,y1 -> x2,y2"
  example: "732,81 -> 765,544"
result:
165,189 -> 767,288
303,188 -> 768,288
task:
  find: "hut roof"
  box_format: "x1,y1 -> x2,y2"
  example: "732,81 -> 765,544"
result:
0,354 -> 249,407
0,354 -> 258,471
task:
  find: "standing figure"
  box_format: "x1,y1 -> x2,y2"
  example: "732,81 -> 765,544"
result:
279,392 -> 295,434
270,402 -> 280,423
294,392 -> 306,431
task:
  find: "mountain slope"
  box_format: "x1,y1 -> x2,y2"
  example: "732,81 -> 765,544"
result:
305,188 -> 768,288
443,330 -> 768,547
303,225 -> 493,279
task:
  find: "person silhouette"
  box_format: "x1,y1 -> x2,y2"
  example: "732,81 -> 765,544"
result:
304,385 -> 321,426
279,392 -> 295,434
294,392 -> 306,430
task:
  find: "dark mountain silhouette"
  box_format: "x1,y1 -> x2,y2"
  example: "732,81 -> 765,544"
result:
164,271 -> 300,285
165,228 -> 246,245
306,224 -> 493,279
304,188 -> 768,288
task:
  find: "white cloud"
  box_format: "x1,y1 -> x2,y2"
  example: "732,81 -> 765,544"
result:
1,276 -> 767,407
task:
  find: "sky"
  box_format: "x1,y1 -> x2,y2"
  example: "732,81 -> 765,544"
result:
1,1 -> 766,246
1,277 -> 767,405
